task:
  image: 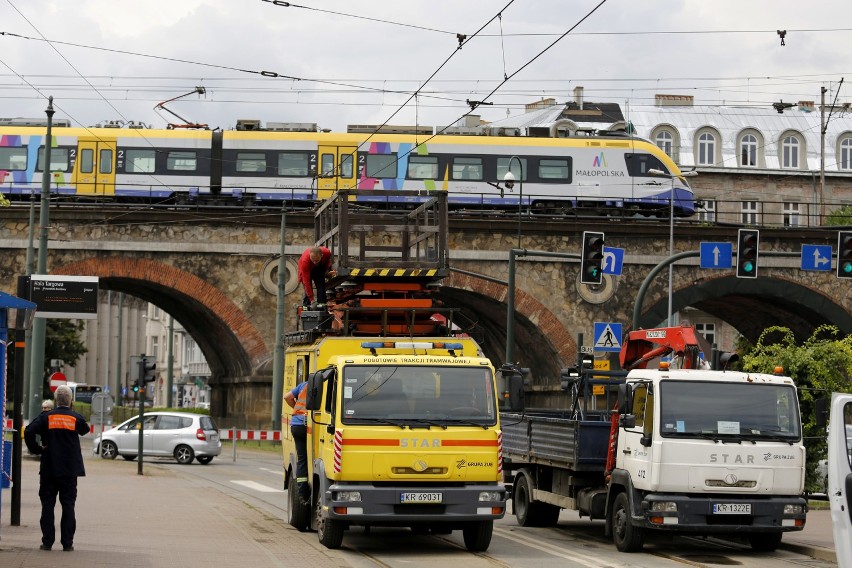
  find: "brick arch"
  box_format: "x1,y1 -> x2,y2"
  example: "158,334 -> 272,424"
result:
444,271 -> 577,366
55,258 -> 267,378
646,273 -> 852,343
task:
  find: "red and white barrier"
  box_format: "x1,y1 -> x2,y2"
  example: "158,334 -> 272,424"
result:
220,429 -> 281,441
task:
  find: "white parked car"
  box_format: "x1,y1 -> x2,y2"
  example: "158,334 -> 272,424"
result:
93,411 -> 221,465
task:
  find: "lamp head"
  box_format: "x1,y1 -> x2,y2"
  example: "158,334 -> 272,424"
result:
503,170 -> 516,189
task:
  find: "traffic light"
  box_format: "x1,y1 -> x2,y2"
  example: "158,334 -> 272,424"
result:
580,231 -> 605,285
132,381 -> 140,393
736,229 -> 759,278
838,231 -> 852,278
141,355 -> 157,383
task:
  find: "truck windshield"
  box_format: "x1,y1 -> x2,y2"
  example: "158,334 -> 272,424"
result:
659,380 -> 800,441
341,365 -> 496,426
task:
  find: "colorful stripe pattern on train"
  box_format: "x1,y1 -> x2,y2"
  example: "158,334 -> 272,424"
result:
0,125 -> 695,215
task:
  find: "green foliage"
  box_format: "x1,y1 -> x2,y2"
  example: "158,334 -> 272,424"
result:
45,319 -> 88,367
825,203 -> 852,226
742,325 -> 852,492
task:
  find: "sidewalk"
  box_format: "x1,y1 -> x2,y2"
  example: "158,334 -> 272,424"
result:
0,445 -> 344,568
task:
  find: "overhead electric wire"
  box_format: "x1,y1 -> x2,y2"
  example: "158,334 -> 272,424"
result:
258,2 -> 852,38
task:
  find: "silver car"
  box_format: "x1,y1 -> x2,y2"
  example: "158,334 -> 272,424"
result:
93,412 -> 221,465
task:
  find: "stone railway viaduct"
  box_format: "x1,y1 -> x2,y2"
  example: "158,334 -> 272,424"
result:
1,206 -> 850,427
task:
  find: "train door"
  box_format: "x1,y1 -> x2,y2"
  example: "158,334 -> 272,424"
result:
316,145 -> 357,200
73,139 -> 116,196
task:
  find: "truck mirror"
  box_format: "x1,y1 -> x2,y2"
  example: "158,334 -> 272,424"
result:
617,383 -> 633,414
305,368 -> 335,411
507,372 -> 525,412
814,397 -> 828,429
620,414 -> 636,429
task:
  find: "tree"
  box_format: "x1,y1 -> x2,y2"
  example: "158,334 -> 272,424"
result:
741,325 -> 852,492
825,203 -> 852,226
44,319 -> 88,369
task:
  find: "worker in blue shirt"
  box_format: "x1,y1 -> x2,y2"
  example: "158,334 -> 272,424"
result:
284,381 -> 310,503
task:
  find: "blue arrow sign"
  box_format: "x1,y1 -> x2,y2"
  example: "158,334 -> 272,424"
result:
801,244 -> 832,271
699,242 -> 733,269
601,247 -> 624,275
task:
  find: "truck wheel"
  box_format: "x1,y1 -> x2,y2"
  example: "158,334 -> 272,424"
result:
462,520 -> 493,552
514,473 -> 560,527
316,494 -> 344,549
748,532 -> 782,552
611,492 -> 644,552
288,475 -> 310,532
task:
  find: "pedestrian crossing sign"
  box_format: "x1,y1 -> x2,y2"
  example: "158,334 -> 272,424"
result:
593,322 -> 622,352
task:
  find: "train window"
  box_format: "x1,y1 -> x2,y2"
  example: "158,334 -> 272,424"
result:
496,157 -> 527,181
366,154 -> 397,178
236,152 -> 267,173
452,157 -> 483,181
99,149 -> 113,174
408,156 -> 438,179
277,153 -> 309,176
340,152 -> 354,178
624,153 -> 667,177
539,159 -> 571,180
167,151 -> 197,171
80,149 -> 94,174
36,147 -> 70,172
320,153 -> 335,176
0,147 -> 27,170
126,149 -> 156,173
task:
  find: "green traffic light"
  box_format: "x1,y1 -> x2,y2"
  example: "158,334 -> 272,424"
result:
742,261 -> 754,273
843,262 -> 852,275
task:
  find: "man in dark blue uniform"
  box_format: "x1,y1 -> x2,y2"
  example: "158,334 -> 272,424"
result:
24,384 -> 89,552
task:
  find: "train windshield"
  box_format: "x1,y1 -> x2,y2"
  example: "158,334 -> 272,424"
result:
659,380 -> 800,441
340,365 -> 497,426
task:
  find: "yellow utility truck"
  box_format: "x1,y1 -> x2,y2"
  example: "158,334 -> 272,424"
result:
282,191 -> 509,551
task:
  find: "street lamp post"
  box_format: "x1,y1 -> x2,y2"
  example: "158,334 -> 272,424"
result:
502,156 -> 524,249
647,168 -> 697,326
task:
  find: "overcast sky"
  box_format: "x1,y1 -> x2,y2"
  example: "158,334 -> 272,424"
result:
1,0 -> 850,132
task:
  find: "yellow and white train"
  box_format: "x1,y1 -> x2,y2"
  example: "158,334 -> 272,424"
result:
0,121 -> 695,215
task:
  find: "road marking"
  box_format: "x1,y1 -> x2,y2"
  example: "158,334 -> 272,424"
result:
259,467 -> 282,475
231,480 -> 283,493
493,527 -> 606,567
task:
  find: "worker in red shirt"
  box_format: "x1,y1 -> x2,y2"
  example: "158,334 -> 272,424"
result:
297,245 -> 335,306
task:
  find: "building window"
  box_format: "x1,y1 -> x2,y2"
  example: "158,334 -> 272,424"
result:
695,323 -> 716,347
783,202 -> 801,227
741,201 -> 759,225
740,134 -> 758,167
151,336 -> 159,359
698,199 -> 716,223
840,137 -> 852,171
656,130 -> 673,158
697,132 -> 715,165
781,136 -> 799,169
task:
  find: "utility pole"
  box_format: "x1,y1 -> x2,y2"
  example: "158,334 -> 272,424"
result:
271,207 -> 286,431
28,96 -> 54,419
820,86 -> 827,226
